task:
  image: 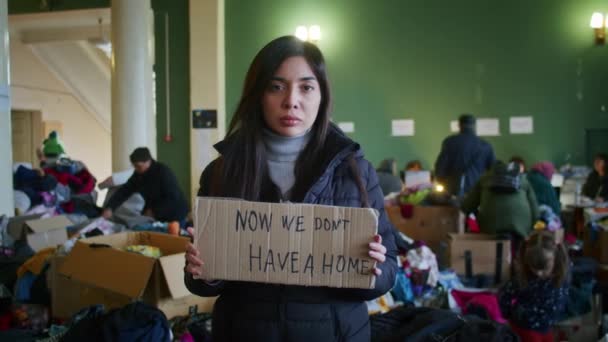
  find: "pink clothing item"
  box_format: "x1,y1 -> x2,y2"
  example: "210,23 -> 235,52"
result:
466,214 -> 480,233
450,289 -> 507,323
531,161 -> 555,181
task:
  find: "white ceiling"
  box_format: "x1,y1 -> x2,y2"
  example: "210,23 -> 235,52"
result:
9,9 -> 112,132
8,8 -> 110,33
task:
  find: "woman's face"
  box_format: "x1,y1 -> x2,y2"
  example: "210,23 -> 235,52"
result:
595,158 -> 605,175
262,56 -> 321,137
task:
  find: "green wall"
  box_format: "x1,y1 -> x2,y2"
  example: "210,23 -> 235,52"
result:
8,0 -> 192,202
226,0 -> 608,170
151,0 -> 190,201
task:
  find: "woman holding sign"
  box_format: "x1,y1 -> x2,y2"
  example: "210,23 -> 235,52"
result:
185,36 -> 397,342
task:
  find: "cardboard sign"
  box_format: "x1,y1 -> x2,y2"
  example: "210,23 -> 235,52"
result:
194,198 -> 379,289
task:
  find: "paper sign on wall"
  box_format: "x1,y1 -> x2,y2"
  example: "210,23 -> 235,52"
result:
194,198 -> 378,289
509,116 -> 534,134
391,119 -> 415,136
337,122 -> 355,133
476,118 -> 500,136
450,120 -> 459,133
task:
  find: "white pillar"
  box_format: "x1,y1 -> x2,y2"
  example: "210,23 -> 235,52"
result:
189,0 -> 226,200
111,0 -> 156,172
0,0 -> 13,216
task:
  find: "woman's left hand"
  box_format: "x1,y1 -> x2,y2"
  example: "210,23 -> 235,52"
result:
369,234 -> 386,276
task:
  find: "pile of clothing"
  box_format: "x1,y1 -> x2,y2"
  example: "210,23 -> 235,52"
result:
13,159 -> 99,218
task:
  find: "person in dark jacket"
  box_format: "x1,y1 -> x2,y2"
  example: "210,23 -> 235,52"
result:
376,158 -> 403,195
184,36 -> 398,342
582,153 -> 608,202
527,161 -> 561,215
102,147 -> 188,223
434,114 -> 495,197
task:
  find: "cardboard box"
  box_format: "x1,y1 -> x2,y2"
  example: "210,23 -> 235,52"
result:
8,215 -> 70,252
583,227 -> 608,264
194,198 -> 378,289
386,205 -> 463,254
55,232 -> 216,319
448,233 -> 511,282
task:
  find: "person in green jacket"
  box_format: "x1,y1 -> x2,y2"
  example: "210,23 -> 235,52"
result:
527,161 -> 561,215
462,161 -> 540,242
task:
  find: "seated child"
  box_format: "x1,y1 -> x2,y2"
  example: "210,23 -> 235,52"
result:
498,230 -> 569,342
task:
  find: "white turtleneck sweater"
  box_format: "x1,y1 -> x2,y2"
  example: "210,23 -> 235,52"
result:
262,128 -> 311,200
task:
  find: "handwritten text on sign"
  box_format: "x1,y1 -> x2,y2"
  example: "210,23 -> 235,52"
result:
194,198 -> 379,289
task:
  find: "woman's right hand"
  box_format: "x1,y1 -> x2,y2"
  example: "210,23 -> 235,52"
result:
185,227 -> 204,277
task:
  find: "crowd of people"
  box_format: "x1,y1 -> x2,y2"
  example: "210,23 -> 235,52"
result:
375,113 -> 607,340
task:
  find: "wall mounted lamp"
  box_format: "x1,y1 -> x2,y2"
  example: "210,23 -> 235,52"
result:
590,12 -> 607,45
295,25 -> 321,43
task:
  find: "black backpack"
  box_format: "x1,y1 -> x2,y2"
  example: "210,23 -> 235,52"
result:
489,162 -> 521,194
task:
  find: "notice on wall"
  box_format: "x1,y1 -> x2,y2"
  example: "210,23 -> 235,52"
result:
476,118 -> 500,136
194,198 -> 379,289
337,122 -> 355,133
509,116 -> 534,134
450,120 -> 459,133
391,119 -> 415,136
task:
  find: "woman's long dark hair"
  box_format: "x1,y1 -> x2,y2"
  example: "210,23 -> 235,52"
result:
222,36 -> 332,201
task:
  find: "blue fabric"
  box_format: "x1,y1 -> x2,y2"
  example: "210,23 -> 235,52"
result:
14,272 -> 37,302
131,222 -> 168,233
392,269 -> 414,302
498,278 -> 568,333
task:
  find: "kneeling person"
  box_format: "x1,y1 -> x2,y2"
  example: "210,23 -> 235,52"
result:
103,147 -> 188,223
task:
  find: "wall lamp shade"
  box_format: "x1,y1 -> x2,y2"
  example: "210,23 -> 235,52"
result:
590,12 -> 606,45
294,25 -> 321,43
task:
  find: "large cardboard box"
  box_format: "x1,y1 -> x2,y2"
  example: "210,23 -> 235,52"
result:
448,233 -> 511,282
386,205 -> 463,254
8,215 -> 70,252
55,232 -> 216,319
583,227 -> 608,264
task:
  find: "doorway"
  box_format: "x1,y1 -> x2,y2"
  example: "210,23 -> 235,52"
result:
586,129 -> 608,164
11,110 -> 43,166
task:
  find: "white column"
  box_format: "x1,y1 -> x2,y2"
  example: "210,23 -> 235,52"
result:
0,0 -> 13,216
111,0 -> 155,172
189,0 -> 226,200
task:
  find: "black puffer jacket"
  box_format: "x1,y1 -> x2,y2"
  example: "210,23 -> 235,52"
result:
185,125 -> 398,342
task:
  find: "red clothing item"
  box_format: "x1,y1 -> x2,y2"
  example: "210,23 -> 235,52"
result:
451,289 -> 507,323
44,168 -> 96,194
510,322 -> 553,342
